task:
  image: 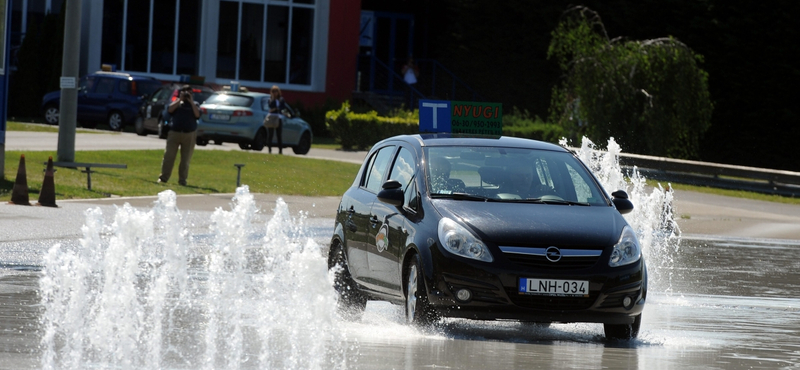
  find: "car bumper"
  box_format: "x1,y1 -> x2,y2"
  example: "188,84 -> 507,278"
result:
197,122 -> 260,143
424,248 -> 646,325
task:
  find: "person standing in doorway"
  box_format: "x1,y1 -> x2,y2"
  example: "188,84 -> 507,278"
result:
401,56 -> 419,109
267,85 -> 286,154
158,85 -> 200,186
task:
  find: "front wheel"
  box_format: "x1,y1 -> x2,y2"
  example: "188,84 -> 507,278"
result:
108,111 -> 124,131
329,242 -> 366,320
44,105 -> 60,125
604,314 -> 642,340
134,116 -> 147,136
405,254 -> 438,327
157,118 -> 169,139
292,131 -> 311,155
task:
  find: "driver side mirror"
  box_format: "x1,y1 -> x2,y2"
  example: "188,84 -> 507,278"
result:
611,190 -> 634,214
377,180 -> 404,207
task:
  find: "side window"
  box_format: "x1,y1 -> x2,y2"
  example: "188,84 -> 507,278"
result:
388,147 -> 416,192
261,97 -> 270,111
119,80 -> 131,94
364,146 -> 396,193
80,76 -> 95,92
95,78 -> 115,94
404,178 -> 420,212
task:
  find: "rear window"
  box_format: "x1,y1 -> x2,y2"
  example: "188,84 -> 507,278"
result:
136,80 -> 163,97
192,91 -> 214,104
203,93 -> 254,107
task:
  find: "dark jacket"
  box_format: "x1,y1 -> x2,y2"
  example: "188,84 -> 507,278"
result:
171,102 -> 198,132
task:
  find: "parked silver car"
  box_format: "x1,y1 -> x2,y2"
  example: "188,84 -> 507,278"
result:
196,91 -> 313,154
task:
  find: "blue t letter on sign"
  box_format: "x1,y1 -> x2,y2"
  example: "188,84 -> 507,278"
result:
419,100 -> 451,133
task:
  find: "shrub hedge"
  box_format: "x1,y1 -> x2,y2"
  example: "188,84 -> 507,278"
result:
325,102 -> 568,150
326,102 -> 418,150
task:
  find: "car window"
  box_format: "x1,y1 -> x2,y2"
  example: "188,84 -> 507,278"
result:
204,93 -> 254,107
137,80 -> 163,97
119,80 -> 131,94
425,146 -> 607,205
404,178 -> 420,212
80,76 -> 95,92
364,146 -> 396,193
192,90 -> 214,104
149,88 -> 162,102
388,147 -> 416,192
95,78 -> 115,94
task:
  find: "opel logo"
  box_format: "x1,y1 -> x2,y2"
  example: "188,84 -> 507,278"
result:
545,246 -> 562,262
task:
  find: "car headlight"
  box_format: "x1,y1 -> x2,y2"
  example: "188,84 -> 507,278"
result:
437,218 -> 493,262
609,225 -> 641,267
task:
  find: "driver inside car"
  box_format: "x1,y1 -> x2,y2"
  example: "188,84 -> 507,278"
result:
428,156 -> 465,194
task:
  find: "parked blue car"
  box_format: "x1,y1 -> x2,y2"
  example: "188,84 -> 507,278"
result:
41,71 -> 162,130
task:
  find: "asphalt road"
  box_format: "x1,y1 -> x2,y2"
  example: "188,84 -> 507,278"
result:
3,130 -> 800,241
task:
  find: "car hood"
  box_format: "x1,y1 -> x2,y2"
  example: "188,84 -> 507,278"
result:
431,200 -> 626,247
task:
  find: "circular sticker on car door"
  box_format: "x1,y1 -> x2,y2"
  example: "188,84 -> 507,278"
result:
375,223 -> 389,252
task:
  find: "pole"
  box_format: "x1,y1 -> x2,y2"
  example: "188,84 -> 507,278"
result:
57,0 -> 82,163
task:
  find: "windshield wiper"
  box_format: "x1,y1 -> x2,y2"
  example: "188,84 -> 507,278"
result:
431,192 -> 498,202
540,199 -> 590,206
502,197 -> 590,206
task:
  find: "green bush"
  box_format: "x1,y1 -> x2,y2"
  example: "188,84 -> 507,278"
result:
326,102 -> 418,150
501,107 -> 567,143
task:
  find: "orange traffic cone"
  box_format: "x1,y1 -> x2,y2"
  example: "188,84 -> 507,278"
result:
9,154 -> 31,206
37,157 -> 58,207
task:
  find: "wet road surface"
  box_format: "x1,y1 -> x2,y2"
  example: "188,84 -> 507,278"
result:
1,196 -> 799,369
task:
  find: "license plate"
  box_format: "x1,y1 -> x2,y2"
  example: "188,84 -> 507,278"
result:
209,113 -> 230,121
519,278 -> 589,297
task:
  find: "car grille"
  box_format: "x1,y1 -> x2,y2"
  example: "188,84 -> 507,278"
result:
499,246 -> 604,270
506,288 -> 598,310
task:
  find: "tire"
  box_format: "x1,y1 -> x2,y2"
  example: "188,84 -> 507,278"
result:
44,104 -> 60,125
329,242 -> 366,320
108,111 -> 124,131
251,129 -> 267,151
158,119 -> 169,139
196,138 -> 209,146
405,254 -> 437,327
292,131 -> 311,155
134,116 -> 147,136
238,143 -> 251,150
604,314 -> 642,340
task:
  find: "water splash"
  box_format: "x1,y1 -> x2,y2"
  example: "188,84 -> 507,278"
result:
562,137 -> 682,294
39,187 -> 344,369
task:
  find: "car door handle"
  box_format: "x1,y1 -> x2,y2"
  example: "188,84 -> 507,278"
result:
370,216 -> 380,226
347,206 -> 355,215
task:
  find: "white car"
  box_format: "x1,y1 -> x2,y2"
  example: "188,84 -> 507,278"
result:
196,91 -> 313,154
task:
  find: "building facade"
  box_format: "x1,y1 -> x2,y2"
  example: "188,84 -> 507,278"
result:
10,0 -> 360,106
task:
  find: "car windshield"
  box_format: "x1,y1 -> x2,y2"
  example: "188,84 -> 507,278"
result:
425,146 -> 609,206
203,93 -> 254,107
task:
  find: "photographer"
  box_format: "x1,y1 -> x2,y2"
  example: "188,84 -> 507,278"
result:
158,85 -> 201,186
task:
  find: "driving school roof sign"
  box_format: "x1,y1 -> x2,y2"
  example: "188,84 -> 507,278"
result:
419,99 -> 503,135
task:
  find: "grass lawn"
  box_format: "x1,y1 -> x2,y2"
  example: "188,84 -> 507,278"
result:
2,150 -> 361,201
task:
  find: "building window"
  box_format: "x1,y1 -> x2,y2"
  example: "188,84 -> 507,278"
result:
101,0 -> 202,76
217,0 -> 315,86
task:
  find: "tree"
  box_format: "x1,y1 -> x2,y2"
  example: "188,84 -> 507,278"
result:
548,6 -> 713,159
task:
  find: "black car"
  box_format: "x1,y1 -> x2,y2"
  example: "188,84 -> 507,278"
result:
134,84 -> 215,138
41,71 -> 163,130
328,134 -> 646,340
